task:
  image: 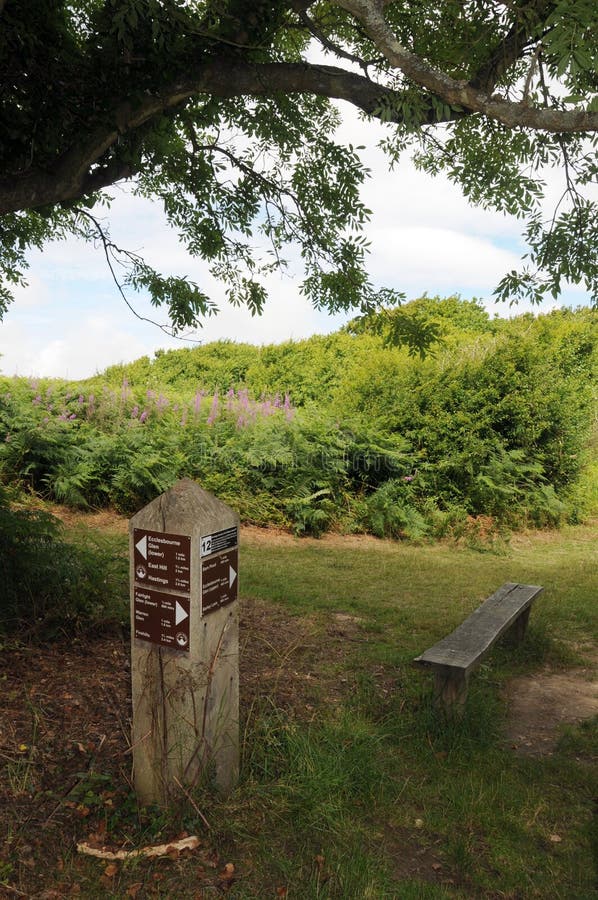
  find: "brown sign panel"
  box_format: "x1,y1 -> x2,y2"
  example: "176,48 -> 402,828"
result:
201,549 -> 238,616
133,529 -> 191,593
134,587 -> 190,651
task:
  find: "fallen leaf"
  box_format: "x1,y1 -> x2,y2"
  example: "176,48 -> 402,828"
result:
432,862 -> 442,871
414,818 -> 424,829
549,834 -> 562,843
220,863 -> 235,877
276,888 -> 288,897
104,863 -> 118,877
314,854 -> 325,872
127,883 -> 143,897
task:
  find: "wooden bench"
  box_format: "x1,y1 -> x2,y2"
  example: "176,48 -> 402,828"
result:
413,582 -> 543,713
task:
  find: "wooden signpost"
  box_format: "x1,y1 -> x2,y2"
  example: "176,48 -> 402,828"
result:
129,479 -> 239,806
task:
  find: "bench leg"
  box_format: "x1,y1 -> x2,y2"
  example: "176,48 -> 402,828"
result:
433,671 -> 469,715
504,607 -> 531,646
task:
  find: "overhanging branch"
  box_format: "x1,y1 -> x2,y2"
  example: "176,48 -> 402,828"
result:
0,51 -> 596,216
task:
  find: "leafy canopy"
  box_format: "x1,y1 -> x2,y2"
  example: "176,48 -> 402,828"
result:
0,0 -> 597,346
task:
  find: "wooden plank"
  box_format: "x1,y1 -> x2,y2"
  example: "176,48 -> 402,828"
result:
413,583 -> 543,675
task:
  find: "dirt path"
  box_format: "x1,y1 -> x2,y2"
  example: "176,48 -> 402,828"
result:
504,649 -> 598,757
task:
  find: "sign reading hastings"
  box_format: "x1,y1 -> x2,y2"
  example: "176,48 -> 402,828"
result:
133,529 -> 191,591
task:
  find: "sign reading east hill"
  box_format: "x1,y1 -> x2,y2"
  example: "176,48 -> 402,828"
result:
133,529 -> 191,593
134,587 -> 190,651
201,548 -> 238,616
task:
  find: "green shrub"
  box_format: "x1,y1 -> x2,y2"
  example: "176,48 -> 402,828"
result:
0,302 -> 595,537
0,486 -> 127,639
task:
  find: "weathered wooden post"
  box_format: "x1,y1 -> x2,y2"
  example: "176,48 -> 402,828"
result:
129,478 -> 239,806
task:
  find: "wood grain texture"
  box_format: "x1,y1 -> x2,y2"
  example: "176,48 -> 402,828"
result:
414,583 -> 543,676
130,479 -> 239,806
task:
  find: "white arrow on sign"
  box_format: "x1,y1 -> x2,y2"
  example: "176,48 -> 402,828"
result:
175,601 -> 188,626
135,534 -> 147,559
229,566 -> 237,588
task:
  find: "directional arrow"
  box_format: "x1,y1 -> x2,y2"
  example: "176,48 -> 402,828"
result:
175,601 -> 188,626
229,566 -> 237,589
135,534 -> 147,559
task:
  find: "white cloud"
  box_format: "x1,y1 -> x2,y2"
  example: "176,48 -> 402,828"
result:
367,225 -> 520,291
0,313 -> 152,380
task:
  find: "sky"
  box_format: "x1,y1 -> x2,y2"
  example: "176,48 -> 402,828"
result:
0,105 -> 590,381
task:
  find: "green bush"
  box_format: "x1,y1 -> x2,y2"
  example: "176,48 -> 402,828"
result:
0,301 -> 595,537
0,486 -> 127,639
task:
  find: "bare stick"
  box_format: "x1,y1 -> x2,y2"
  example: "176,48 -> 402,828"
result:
77,835 -> 200,860
173,775 -> 211,830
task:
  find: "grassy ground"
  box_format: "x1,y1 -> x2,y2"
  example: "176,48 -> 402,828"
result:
1,519 -> 597,898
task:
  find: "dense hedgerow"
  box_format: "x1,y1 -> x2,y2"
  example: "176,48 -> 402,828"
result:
0,298 -> 596,537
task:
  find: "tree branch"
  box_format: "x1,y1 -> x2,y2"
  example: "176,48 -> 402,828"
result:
470,1 -> 555,91
335,0 -> 597,129
1,49 -> 596,216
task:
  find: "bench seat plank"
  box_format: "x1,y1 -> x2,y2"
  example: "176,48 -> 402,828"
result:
413,582 -> 543,676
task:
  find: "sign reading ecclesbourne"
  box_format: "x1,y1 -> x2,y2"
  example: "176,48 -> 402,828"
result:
133,528 -> 191,592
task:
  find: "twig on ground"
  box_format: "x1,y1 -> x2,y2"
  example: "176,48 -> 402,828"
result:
77,834 -> 200,860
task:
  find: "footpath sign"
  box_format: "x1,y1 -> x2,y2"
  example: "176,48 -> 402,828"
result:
129,479 -> 239,806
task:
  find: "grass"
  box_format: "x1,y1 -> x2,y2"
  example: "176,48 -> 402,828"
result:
241,524 -> 598,661
2,518 -> 597,897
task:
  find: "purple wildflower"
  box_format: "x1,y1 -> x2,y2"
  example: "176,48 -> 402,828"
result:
156,393 -> 169,412
207,391 -> 219,426
139,410 -> 148,423
131,405 -> 139,419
